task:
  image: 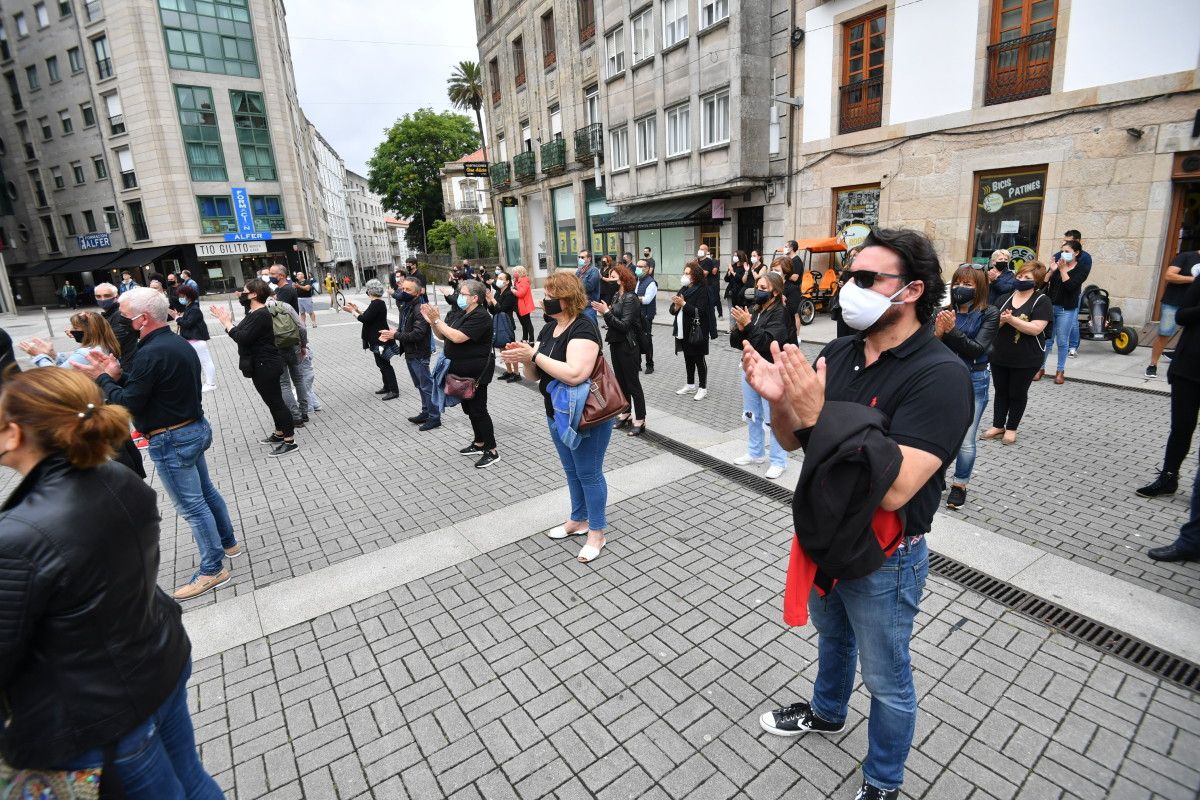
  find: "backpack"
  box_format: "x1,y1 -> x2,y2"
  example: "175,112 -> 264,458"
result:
267,303 -> 300,350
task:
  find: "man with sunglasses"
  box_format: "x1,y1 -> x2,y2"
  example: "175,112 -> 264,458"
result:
747,228 -> 972,800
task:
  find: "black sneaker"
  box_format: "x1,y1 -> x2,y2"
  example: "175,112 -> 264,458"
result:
459,443 -> 485,456
758,700 -> 845,737
1164,349 -> 1175,361
268,441 -> 298,457
300,415 -> 309,423
408,413 -> 429,424
946,485 -> 967,509
258,433 -> 284,445
855,782 -> 899,800
474,451 -> 500,469
374,388 -> 389,395
292,418 -> 305,428
418,419 -> 441,431
1145,364 -> 1158,378
1136,471 -> 1178,498
645,365 -> 654,375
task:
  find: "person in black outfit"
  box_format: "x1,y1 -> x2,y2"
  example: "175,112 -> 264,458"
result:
404,255 -> 426,287
294,270 -> 317,327
93,281 -> 139,371
981,262 -> 1051,445
0,325 -> 19,382
489,271 -> 520,381
670,260 -> 713,399
594,263 -> 647,436
345,279 -> 398,400
268,263 -> 300,313
730,271 -> 790,479
598,256 -> 620,305
1041,240 -> 1090,383
423,279 -> 499,469
174,284 -> 216,392
211,279 -> 297,455
699,244 -> 721,333
725,250 -> 750,309
381,276 -> 439,429
773,256 -> 802,343
0,368 -> 222,798
634,260 -> 658,373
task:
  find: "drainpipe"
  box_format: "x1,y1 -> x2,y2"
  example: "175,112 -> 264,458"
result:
785,0 -> 798,209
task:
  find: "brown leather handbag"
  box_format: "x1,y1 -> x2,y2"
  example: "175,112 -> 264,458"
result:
444,373 -> 478,400
580,351 -> 627,429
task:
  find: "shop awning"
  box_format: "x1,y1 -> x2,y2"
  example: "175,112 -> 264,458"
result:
106,245 -> 178,271
25,257 -> 77,277
5,261 -> 37,277
592,198 -> 712,233
44,251 -> 126,274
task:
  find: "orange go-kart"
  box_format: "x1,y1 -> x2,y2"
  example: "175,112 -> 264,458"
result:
795,237 -> 848,325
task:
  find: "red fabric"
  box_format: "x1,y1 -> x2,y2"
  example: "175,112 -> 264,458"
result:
514,276 -> 535,316
783,508 -> 904,626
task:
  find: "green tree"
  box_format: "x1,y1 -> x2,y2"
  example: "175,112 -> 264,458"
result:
446,61 -> 486,161
367,109 -> 479,250
426,218 -> 499,259
426,218 -> 459,254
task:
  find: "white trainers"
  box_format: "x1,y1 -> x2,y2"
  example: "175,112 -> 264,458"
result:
694,388 -> 708,400
676,385 -> 697,395
734,454 -> 766,466
765,464 -> 786,480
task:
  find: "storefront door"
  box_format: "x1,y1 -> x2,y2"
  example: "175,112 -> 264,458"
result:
1152,156 -> 1200,318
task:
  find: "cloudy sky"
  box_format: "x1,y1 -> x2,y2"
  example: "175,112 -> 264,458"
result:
284,0 -> 481,181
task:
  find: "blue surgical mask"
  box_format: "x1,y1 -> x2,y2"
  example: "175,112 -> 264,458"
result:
577,257 -> 586,268
456,295 -> 469,310
179,297 -> 190,306
635,267 -> 645,278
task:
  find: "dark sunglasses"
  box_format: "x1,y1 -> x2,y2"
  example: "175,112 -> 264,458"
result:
846,270 -> 906,289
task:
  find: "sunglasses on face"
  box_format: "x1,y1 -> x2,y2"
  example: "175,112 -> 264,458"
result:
846,270 -> 907,289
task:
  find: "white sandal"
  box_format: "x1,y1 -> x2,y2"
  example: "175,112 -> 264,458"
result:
548,525 -> 587,540
577,539 -> 606,563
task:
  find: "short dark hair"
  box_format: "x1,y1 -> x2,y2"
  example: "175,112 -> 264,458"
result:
177,284 -> 199,303
244,278 -> 271,304
860,227 -> 944,325
1061,240 -> 1081,254
1064,229 -> 1081,240
787,240 -> 799,252
406,256 -> 418,264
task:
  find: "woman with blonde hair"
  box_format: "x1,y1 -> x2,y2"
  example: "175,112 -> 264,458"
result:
986,248 -> 1016,305
18,310 -> 120,368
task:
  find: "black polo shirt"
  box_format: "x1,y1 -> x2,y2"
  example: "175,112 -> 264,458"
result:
816,325 -> 972,535
98,326 -> 203,433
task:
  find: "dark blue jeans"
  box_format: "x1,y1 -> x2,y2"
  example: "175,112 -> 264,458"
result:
147,419 -> 235,577
547,416 -> 614,530
953,370 -> 991,483
809,537 -> 929,792
56,659 -> 222,799
406,356 -> 438,421
1175,466 -> 1200,553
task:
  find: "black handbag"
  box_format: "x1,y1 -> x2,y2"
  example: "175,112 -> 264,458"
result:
687,314 -> 705,348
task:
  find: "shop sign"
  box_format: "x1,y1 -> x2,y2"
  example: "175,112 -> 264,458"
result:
231,187 -> 255,235
464,162 -> 490,177
223,231 -> 273,242
196,241 -> 268,257
77,232 -> 111,251
501,197 -> 518,207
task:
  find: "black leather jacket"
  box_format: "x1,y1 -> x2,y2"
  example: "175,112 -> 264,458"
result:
602,292 -> 642,349
0,454 -> 190,767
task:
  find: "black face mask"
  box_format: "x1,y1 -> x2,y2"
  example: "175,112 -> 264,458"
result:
951,286 -> 975,307
543,297 -> 563,316
69,330 -> 85,343
1013,278 -> 1036,291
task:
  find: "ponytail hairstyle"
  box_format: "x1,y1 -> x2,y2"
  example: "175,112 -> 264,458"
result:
0,368 -> 130,468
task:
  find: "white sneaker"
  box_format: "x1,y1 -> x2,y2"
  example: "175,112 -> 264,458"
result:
1068,348 -> 1078,358
734,454 -> 766,466
694,388 -> 707,400
764,464 -> 786,480
202,384 -> 217,393
676,385 -> 697,395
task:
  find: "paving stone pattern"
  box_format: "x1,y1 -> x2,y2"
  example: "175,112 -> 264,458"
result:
191,476 -> 1200,799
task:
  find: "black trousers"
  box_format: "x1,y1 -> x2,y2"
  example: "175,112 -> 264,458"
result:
708,284 -> 722,330
684,353 -> 707,389
252,367 -> 294,438
460,382 -> 495,450
611,342 -> 646,420
990,365 -> 1038,431
640,321 -> 655,369
1164,374 -> 1200,474
374,352 -> 399,393
518,313 -> 534,343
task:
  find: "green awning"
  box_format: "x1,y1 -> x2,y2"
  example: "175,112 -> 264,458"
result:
591,198 -> 711,233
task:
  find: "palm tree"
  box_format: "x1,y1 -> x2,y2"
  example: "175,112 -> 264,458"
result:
447,61 -> 486,161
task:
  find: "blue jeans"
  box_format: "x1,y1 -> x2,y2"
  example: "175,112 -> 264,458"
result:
809,537 -> 929,792
147,419 -> 235,577
953,370 -> 991,483
1069,297 -> 1082,349
56,659 -> 222,799
1043,305 -> 1076,373
547,416 -> 613,530
406,356 -> 438,421
741,373 -> 787,468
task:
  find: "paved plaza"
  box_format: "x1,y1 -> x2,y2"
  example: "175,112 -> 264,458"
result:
3,299 -> 1199,799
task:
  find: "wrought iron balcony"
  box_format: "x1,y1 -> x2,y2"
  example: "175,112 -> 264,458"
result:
838,76 -> 883,134
541,138 -> 566,175
457,199 -> 480,211
490,161 -> 511,189
985,29 -> 1055,106
514,151 -> 537,183
574,123 -> 602,164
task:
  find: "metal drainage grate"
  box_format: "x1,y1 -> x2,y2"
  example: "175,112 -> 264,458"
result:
637,427 -> 1200,692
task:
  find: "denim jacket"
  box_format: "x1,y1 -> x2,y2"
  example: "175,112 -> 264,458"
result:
429,352 -> 462,412
547,378 -> 591,450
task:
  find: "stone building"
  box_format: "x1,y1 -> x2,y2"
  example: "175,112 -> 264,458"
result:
0,0 -> 321,305
441,147 -> 493,228
385,215 -> 410,269
309,119 -> 356,280
344,168 -> 388,283
790,0 -> 1200,324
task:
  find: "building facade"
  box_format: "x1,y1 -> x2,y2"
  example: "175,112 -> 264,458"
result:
385,215 -> 410,268
344,168 -> 388,283
441,147 -> 493,228
0,0 -> 321,305
791,0 -> 1200,324
309,119 -> 356,278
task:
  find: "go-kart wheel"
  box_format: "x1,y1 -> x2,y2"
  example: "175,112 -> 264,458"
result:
799,298 -> 816,326
1112,327 -> 1138,355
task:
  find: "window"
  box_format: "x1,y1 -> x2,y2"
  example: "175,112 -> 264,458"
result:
986,0 -> 1057,105
14,13 -> 28,38
700,0 -> 728,28
521,121 -> 531,152
59,0 -> 72,17
126,200 -> 148,240
512,36 -> 526,88
92,35 -> 112,79
231,90 -> 276,180
80,102 -> 95,127
50,166 -> 64,189
605,25 -> 625,77
969,167 -> 1046,263
29,170 -> 47,206
17,121 -> 33,159
34,3 -> 49,28
115,146 -> 135,189
71,162 -> 84,184
46,56 -> 59,82
541,11 -> 556,68
553,184 -> 577,267
496,134 -> 507,162
40,216 -> 59,252
635,115 -> 656,164
488,58 -> 501,105
174,85 -> 226,181
62,213 -> 76,236
631,9 -> 654,63
103,206 -> 118,231
4,70 -> 20,111
550,105 -> 562,138
585,85 -> 600,125
666,103 -> 690,156
662,0 -> 688,47
67,47 -> 82,73
84,0 -> 101,21
0,22 -> 9,60
25,65 -> 39,91
82,209 -> 96,232
104,93 -> 123,134
59,109 -> 72,135
483,0 -> 492,23
577,0 -> 595,42
92,155 -> 106,178
839,9 -> 885,133
159,0 -> 259,78
701,89 -> 729,146
38,116 -> 52,140
250,195 -> 286,231
609,126 -> 628,169
197,195 -> 236,233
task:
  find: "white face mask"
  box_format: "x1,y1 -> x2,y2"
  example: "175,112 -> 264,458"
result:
679,274 -> 691,287
751,255 -> 760,264
838,278 -> 912,331
1060,251 -> 1075,262
697,250 -> 705,258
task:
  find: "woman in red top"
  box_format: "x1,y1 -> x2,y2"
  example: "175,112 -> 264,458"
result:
511,265 -> 536,344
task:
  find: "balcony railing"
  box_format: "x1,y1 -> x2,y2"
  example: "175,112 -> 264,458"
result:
456,199 -> 479,211
95,57 -> 113,80
985,29 -> 1055,106
513,150 -> 537,182
838,76 -> 883,134
574,123 -> 602,163
108,114 -> 124,135
490,161 -> 511,189
120,170 -> 137,189
541,138 -> 566,175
